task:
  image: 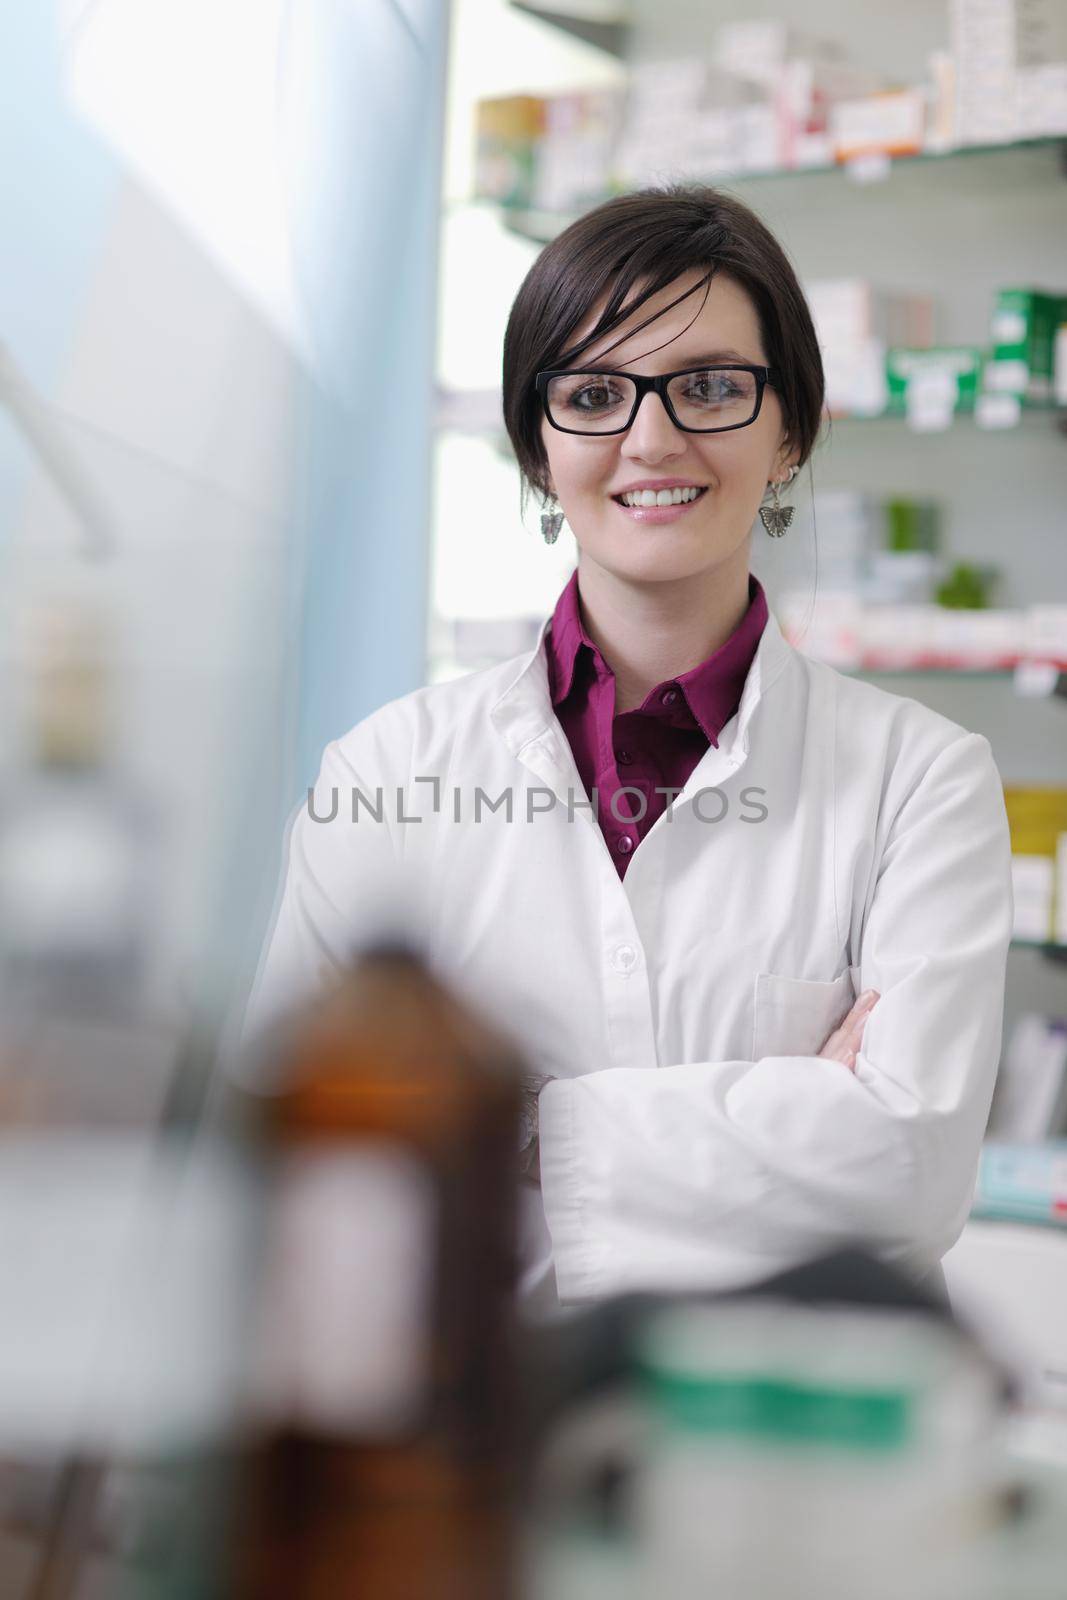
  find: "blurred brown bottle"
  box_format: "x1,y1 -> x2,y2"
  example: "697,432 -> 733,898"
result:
230,941 -> 525,1600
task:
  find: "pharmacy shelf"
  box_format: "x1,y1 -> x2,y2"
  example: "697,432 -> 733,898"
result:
849,665 -> 1012,677
851,665 -> 1067,700
851,663 -> 1065,680
1011,939 -> 1067,964
494,136 -> 1067,245
831,402 -> 1067,433
431,640 -> 1067,704
509,0 -> 628,56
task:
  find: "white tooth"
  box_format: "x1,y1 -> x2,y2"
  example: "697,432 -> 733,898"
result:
656,489 -> 673,506
640,489 -> 657,507
684,488 -> 695,502
671,488 -> 682,504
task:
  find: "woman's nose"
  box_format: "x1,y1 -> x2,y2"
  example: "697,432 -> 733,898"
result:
621,390 -> 685,462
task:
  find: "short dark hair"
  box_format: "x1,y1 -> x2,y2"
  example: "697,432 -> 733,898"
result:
502,184 -> 825,503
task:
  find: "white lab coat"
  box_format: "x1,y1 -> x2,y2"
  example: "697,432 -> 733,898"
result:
242,606 -> 1013,1321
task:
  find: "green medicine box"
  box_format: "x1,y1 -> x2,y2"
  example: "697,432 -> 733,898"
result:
885,348 -> 984,416
884,497 -> 940,553
986,289 -> 1067,401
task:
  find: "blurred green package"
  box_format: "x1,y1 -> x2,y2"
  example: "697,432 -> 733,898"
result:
986,287 -> 1067,402
884,497 -> 940,553
936,562 -> 1000,609
885,347 -> 984,414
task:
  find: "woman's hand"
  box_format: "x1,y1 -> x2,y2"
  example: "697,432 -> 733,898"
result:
818,989 -> 880,1072
518,1074 -> 551,1188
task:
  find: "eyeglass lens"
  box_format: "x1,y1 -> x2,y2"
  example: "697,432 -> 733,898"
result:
545,368 -> 760,433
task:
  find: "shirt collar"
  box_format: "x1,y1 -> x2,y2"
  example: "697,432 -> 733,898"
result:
543,567 -> 589,705
545,568 -> 769,745
489,605 -> 793,785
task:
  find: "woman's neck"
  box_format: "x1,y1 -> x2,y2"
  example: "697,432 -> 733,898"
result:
576,554 -> 754,715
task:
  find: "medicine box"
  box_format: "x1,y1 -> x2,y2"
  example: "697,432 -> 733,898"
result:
713,20 -> 840,88
986,288 -> 1067,401
830,89 -> 926,160
808,279 -> 934,348
616,61 -> 759,185
1005,787 -> 1067,941
474,96 -> 546,208
885,347 -> 985,414
536,90 -> 623,213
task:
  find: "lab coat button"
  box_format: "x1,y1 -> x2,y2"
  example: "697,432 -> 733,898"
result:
612,944 -> 637,972
661,688 -> 679,707
616,835 -> 634,854
617,748 -> 633,765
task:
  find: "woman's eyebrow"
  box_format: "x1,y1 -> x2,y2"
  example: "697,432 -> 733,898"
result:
594,348 -> 760,371
676,349 -> 758,366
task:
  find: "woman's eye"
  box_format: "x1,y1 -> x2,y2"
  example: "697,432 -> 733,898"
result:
687,374 -> 739,403
571,384 -> 619,411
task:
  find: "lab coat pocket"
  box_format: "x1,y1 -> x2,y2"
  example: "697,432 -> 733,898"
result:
751,969 -> 858,1061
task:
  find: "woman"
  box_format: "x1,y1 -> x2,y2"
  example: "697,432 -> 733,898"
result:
244,186 -> 1013,1318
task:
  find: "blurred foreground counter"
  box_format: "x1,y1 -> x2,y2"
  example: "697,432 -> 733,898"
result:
0,943 -> 1065,1598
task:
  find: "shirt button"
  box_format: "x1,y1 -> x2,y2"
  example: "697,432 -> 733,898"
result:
617,835 -> 634,854
662,688 -> 679,707
617,748 -> 633,765
612,944 -> 637,972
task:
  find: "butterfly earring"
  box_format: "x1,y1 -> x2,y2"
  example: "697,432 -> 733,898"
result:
759,465 -> 798,537
541,495 -> 563,545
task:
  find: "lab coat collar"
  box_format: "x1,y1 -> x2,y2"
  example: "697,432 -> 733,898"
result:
730,605 -> 795,756
489,598 -> 796,785
546,567 -> 771,750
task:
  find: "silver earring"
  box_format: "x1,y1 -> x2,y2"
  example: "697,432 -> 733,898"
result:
541,496 -> 563,545
759,466 -> 797,538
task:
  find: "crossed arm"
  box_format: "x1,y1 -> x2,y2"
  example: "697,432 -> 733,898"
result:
522,732 -> 1013,1302
518,987 -> 882,1186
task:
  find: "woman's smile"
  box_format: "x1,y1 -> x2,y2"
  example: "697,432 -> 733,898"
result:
610,479 -> 710,524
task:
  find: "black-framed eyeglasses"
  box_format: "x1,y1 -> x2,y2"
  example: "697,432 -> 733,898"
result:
536,364 -> 778,436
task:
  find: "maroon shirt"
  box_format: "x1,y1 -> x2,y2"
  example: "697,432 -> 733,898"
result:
545,570 -> 769,880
